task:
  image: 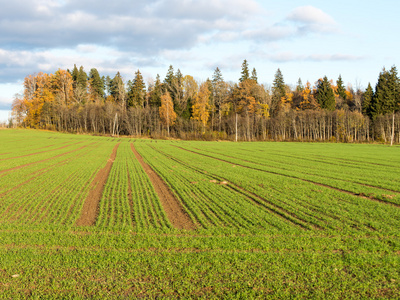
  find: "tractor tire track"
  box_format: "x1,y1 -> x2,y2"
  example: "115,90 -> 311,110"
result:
130,143 -> 195,230
76,143 -> 120,226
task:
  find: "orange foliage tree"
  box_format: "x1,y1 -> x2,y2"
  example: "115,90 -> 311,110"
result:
192,82 -> 211,132
159,92 -> 177,136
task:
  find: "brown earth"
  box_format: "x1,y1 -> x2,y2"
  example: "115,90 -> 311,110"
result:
75,143 -> 120,226
130,143 -> 195,230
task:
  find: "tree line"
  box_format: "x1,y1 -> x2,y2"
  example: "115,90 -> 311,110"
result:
11,61 -> 400,143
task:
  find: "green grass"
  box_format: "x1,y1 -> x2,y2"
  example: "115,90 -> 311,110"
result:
0,129 -> 399,298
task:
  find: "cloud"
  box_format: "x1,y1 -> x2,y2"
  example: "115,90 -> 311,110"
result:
0,0 -> 262,53
287,6 -> 338,34
287,6 -> 336,25
264,52 -> 364,63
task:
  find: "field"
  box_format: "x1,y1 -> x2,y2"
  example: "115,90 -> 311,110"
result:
0,129 -> 399,298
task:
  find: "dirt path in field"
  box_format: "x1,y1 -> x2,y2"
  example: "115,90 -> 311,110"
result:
76,143 -> 120,226
130,143 -> 195,230
174,146 -> 400,208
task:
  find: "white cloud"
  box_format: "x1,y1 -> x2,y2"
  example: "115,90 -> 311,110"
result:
287,6 -> 336,25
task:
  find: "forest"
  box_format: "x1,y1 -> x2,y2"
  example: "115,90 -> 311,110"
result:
10,60 -> 400,143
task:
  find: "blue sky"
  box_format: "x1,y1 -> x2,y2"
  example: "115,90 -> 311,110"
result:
0,0 -> 399,121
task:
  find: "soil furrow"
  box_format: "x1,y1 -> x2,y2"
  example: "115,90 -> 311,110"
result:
75,143 -> 120,226
130,143 -> 195,230
174,146 -> 400,208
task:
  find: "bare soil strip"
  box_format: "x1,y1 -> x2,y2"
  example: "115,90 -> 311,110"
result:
0,144 -> 93,175
130,143 -> 195,230
174,146 -> 400,208
75,143 -> 120,226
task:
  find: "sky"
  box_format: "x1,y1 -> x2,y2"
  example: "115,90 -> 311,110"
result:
0,0 -> 399,121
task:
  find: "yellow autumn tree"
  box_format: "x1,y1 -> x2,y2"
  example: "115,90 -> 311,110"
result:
159,92 -> 176,136
17,72 -> 54,128
192,82 -> 211,133
53,69 -> 73,105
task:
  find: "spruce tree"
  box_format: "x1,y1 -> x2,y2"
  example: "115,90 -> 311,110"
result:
127,70 -> 146,108
336,75 -> 347,100
362,83 -> 374,117
272,68 -> 286,102
371,66 -> 400,117
77,66 -> 88,90
239,59 -> 250,82
251,68 -> 258,83
89,68 -> 105,99
316,76 -> 335,111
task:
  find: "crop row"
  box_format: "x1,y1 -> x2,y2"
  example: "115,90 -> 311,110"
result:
96,142 -> 171,231
136,141 -> 400,235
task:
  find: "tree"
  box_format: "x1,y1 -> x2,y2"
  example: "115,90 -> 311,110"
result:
192,82 -> 211,133
159,92 -> 176,136
89,68 -> 105,101
251,68 -> 258,83
336,75 -> 347,100
149,74 -> 162,107
239,59 -> 250,82
362,83 -> 374,117
212,67 -> 228,131
181,75 -> 198,119
371,66 -> 400,117
110,72 -> 126,108
316,76 -> 335,111
271,68 -> 286,114
127,69 -> 146,108
53,69 -> 73,105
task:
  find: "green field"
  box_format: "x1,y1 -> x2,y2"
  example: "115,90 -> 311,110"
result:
0,129 -> 399,298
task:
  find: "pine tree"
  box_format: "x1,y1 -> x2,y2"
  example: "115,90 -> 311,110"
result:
371,66 -> 400,117
251,68 -> 258,83
362,83 -> 374,117
76,66 -> 88,90
296,78 -> 304,92
316,76 -> 335,111
272,68 -> 286,111
149,74 -> 162,107
164,65 -> 175,88
127,69 -> 146,108
89,68 -> 105,100
239,59 -> 250,82
336,75 -> 347,100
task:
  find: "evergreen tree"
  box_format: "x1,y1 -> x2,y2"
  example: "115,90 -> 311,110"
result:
149,74 -> 162,107
71,64 -> 79,88
110,72 -> 126,105
89,68 -> 105,99
239,59 -> 250,82
336,75 -> 347,100
316,76 -> 335,111
362,83 -> 374,117
164,65 -> 175,88
127,69 -> 146,108
251,68 -> 258,83
76,66 -> 88,90
272,68 -> 286,103
371,66 -> 400,117
296,78 -> 304,92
